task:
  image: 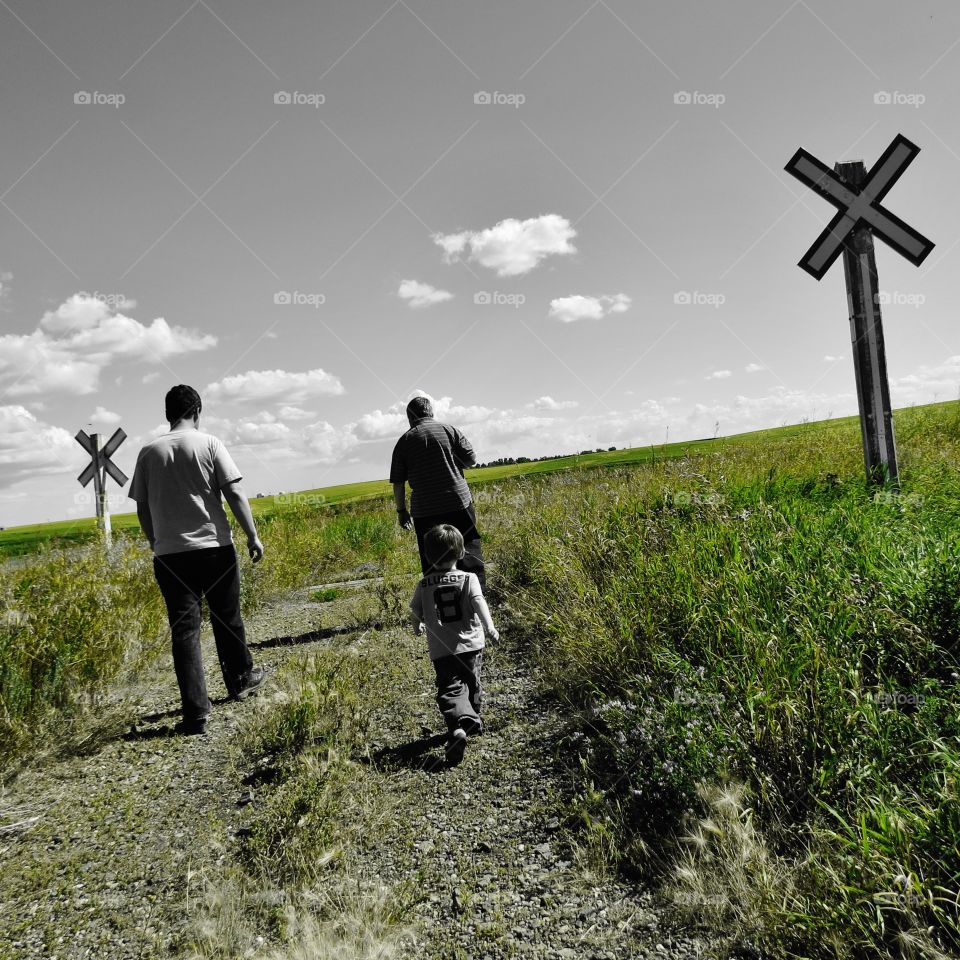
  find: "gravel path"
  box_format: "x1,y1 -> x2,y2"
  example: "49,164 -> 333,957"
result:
0,581 -> 716,960
355,637 -> 712,960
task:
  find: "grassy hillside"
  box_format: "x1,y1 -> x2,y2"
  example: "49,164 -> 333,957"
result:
0,411 -> 863,559
3,401 -> 959,958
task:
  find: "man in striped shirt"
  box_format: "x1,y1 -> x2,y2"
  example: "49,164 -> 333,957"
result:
390,396 -> 486,588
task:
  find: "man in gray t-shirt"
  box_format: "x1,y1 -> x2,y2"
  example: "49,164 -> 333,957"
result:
130,385 -> 267,735
390,396 -> 486,588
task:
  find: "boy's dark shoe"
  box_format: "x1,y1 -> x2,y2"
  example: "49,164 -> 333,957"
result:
445,727 -> 468,765
234,665 -> 268,701
459,715 -> 483,737
174,716 -> 208,736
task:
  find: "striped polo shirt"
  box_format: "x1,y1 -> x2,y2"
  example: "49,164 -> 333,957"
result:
389,418 -> 475,518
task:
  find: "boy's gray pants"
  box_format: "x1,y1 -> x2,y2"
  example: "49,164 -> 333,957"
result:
433,650 -> 483,732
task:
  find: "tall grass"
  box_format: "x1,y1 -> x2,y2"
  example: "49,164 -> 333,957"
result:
0,540 -> 167,764
7,401 -> 960,960
0,496 -> 404,771
490,404 -> 960,959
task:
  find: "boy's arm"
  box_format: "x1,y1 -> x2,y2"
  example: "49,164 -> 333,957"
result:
469,578 -> 499,641
221,480 -> 264,562
410,585 -> 425,633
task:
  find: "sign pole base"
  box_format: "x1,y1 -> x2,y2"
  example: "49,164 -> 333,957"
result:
835,159 -> 899,487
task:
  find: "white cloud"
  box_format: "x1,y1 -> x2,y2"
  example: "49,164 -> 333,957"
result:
397,279 -> 453,308
0,405 -> 79,485
824,354 -> 844,362
548,293 -> 631,324
142,371 -> 160,384
745,363 -> 764,373
353,407 -> 408,441
528,396 -> 578,411
302,419 -> 359,463
434,214 -> 576,276
0,294 -> 216,396
707,370 -> 732,380
89,405 -> 121,426
350,394 -> 492,443
891,355 -> 960,406
205,368 -> 345,406
278,405 -> 315,421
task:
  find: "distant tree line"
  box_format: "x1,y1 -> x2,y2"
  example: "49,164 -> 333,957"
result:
476,446 -> 618,468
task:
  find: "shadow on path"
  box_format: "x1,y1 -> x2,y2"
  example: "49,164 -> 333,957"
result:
361,732 -> 449,774
249,622 -> 386,651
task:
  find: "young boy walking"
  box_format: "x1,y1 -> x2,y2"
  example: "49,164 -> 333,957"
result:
410,524 -> 499,764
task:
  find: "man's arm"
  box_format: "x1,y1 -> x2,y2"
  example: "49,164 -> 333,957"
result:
393,481 -> 413,530
452,428 -> 476,468
221,480 -> 265,562
136,502 -> 156,550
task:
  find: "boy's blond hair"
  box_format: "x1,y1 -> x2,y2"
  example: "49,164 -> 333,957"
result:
424,523 -> 465,569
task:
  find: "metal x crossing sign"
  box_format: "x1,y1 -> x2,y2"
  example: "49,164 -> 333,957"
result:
76,428 -> 128,487
76,427 -> 128,548
785,133 -> 935,280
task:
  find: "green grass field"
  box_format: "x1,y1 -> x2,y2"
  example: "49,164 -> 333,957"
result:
0,411 -> 863,560
3,399 -> 960,958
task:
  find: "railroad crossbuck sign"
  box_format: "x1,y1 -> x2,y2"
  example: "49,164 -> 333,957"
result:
784,133 -> 934,484
76,428 -> 128,546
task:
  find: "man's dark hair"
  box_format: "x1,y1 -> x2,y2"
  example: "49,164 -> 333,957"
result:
406,396 -> 433,422
165,385 -> 202,425
424,523 -> 464,568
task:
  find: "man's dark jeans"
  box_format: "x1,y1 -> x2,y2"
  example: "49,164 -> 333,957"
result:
153,544 -> 253,721
433,650 -> 483,732
413,502 -> 485,589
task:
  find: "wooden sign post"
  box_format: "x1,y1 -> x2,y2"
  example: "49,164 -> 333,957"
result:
76,428 -> 128,548
785,134 -> 935,485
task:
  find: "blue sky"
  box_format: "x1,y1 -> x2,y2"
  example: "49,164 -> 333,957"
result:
2,0 -> 960,525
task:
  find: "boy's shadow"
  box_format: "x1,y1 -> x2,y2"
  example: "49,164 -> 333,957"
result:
361,732 -> 449,773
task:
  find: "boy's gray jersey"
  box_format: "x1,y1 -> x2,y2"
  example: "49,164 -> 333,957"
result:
410,569 -> 492,661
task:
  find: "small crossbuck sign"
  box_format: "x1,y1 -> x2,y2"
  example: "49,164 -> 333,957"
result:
784,133 -> 935,280
76,428 -> 128,487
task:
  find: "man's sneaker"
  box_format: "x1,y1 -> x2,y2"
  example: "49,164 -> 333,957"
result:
459,715 -> 484,737
174,716 -> 208,736
445,727 -> 468,765
234,665 -> 268,701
